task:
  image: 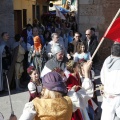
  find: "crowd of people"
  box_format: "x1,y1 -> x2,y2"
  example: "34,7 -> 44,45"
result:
2,15 -> 119,120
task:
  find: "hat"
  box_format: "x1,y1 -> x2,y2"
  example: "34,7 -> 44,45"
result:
27,66 -> 35,74
51,44 -> 63,55
42,72 -> 67,94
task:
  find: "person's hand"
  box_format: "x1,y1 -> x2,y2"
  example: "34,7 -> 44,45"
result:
71,85 -> 81,91
9,115 -> 17,120
83,60 -> 92,72
67,54 -> 71,60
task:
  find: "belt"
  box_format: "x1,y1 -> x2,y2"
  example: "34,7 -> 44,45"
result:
16,60 -> 23,63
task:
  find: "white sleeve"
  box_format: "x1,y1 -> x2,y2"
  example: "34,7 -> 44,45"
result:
41,66 -> 51,78
64,68 -> 70,78
67,87 -> 90,111
82,78 -> 94,98
67,88 -> 80,112
19,102 -> 36,120
28,82 -> 36,93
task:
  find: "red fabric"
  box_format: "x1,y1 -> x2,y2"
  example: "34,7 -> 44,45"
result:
66,73 -> 82,91
66,73 -> 83,120
104,17 -> 120,42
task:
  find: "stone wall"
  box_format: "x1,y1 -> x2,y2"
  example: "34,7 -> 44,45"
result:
78,0 -> 120,62
0,0 -> 14,40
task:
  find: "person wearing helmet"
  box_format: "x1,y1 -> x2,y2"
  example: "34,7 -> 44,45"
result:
41,44 -> 68,77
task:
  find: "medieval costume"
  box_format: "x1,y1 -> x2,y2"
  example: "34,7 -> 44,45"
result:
28,36 -> 42,75
0,40 -> 11,91
10,34 -> 26,90
19,71 -> 94,120
41,44 -> 68,77
101,54 -> 120,120
27,66 -> 42,102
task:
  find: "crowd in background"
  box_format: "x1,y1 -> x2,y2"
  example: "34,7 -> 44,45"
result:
0,14 -> 100,120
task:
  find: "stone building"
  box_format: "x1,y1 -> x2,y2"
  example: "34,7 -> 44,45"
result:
0,0 -> 14,39
0,0 -> 49,39
78,0 -> 120,61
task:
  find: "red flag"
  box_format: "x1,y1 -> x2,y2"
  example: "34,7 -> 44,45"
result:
104,17 -> 120,42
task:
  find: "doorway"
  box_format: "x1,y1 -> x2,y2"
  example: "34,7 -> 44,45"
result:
14,10 -> 22,34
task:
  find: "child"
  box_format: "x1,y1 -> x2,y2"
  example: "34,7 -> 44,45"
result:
27,66 -> 42,101
79,59 -> 98,120
66,60 -> 94,120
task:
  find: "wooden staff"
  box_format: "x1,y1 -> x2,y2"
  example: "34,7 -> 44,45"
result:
91,8 -> 120,60
5,73 -> 14,116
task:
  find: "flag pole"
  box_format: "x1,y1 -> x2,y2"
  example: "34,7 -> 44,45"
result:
91,8 -> 120,60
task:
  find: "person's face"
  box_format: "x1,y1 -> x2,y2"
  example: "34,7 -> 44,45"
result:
74,33 -> 80,41
53,35 -> 59,43
19,37 -> 23,43
73,64 -> 80,73
81,45 -> 85,52
33,28 -> 39,36
3,33 -> 9,41
30,70 -> 39,82
56,52 -> 64,61
85,30 -> 92,40
56,30 -> 61,36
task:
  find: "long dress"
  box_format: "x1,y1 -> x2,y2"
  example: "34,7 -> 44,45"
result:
66,73 -> 83,120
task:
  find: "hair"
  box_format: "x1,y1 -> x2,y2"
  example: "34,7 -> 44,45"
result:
111,43 -> 120,57
14,34 -> 21,42
41,88 -> 64,99
51,33 -> 58,38
1,32 -> 7,37
66,60 -> 78,73
27,66 -> 36,75
74,32 -> 82,37
77,42 -> 87,54
26,24 -> 32,28
90,27 -> 95,32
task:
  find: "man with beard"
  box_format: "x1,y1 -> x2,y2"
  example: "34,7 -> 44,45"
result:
41,44 -> 68,77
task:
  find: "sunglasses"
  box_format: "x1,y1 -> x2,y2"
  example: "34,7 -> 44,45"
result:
85,34 -> 90,35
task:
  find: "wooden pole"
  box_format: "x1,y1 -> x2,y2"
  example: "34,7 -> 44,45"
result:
91,8 -> 120,60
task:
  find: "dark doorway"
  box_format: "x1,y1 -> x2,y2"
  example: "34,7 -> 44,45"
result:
23,9 -> 27,28
14,10 -> 22,34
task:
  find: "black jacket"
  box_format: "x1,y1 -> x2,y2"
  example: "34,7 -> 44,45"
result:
83,38 -> 98,63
